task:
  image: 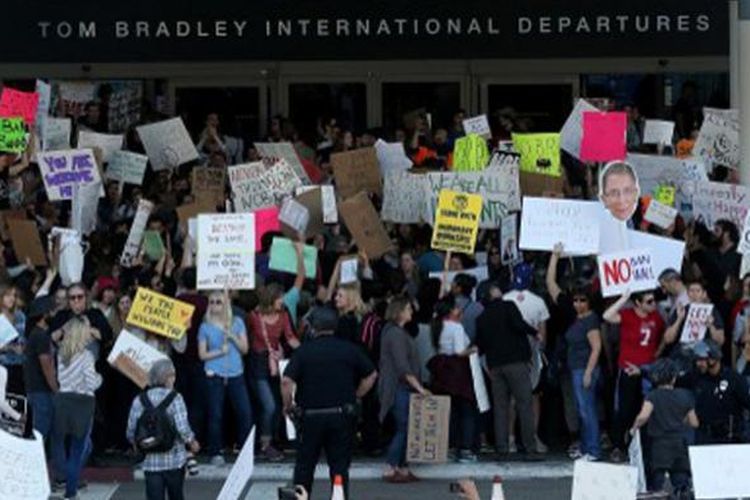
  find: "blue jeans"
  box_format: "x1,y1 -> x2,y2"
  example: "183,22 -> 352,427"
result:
62,425 -> 92,498
252,377 -> 277,440
206,375 -> 253,456
571,368 -> 601,458
27,391 -> 65,481
385,387 -> 411,468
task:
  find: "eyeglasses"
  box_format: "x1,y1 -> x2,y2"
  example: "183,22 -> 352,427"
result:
68,294 -> 85,301
604,187 -> 638,200
209,300 -> 224,305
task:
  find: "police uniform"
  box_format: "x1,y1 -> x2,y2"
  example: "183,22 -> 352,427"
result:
282,307 -> 376,497
687,366 -> 750,443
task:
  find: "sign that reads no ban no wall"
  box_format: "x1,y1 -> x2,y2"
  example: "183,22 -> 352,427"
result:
596,247 -> 658,298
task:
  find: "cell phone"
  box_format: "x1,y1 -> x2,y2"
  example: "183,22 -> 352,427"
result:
278,486 -> 297,500
449,482 -> 462,493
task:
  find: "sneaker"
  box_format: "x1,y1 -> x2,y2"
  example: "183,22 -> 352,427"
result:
581,454 -> 600,462
536,435 -> 549,454
52,480 -> 66,492
609,448 -> 624,463
567,441 -> 581,456
263,445 -> 284,462
457,450 -> 478,464
508,436 -> 517,453
210,455 -> 225,466
568,448 -> 584,460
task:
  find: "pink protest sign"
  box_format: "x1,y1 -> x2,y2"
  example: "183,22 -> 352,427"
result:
255,206 -> 280,251
0,88 -> 40,127
580,111 -> 627,162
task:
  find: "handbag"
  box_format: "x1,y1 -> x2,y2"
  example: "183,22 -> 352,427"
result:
259,313 -> 284,378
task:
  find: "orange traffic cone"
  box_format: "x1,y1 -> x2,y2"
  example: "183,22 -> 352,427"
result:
331,474 -> 345,500
491,475 -> 506,500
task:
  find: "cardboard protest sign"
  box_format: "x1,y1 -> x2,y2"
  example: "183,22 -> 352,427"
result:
0,314 -> 19,348
197,213 -> 255,290
106,329 -> 169,389
269,237 -> 317,279
142,231 -> 166,261
136,118 -> 199,170
0,118 -> 26,153
690,180 -> 750,230
512,133 -> 561,177
0,429 -> 51,500
216,428 -> 256,500
626,230 -> 685,277
293,188 -> 324,236
0,88 -> 39,126
560,98 -> 598,160
431,190 -> 482,254
76,131 -> 123,163
297,185 -> 337,224
127,287 -> 195,340
338,192 -> 392,259
693,108 -> 739,167
519,170 -> 565,197
642,120 -> 675,146
42,117 -> 71,151
7,219 -> 46,266
597,248 -> 657,298
680,304 -> 713,344
278,198 -> 310,236
229,160 -> 302,212
254,142 -> 310,184
331,148 -> 382,199
739,211 -> 750,254
690,444 -> 750,500
644,199 -> 678,229
406,394 -> 451,463
382,172 -> 427,224
106,150 -> 148,185
38,149 -> 103,201
580,111 -> 627,162
121,199 -> 154,267
340,257 -> 359,285
500,214 -> 519,265
253,206 -> 280,252
462,114 -> 491,139
519,198 -> 601,255
452,134 -> 490,172
192,167 -> 226,208
423,169 -> 521,229
654,185 -> 676,207
374,139 -> 412,176
571,460 -> 638,500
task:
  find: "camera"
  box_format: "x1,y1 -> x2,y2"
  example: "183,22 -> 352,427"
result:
278,486 -> 298,500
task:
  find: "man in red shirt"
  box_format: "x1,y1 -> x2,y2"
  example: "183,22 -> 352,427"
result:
603,290 -> 665,461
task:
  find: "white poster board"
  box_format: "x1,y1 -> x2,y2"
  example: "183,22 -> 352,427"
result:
42,117 -> 71,151
462,114 -> 492,139
382,172 -> 427,224
38,148 -> 103,201
216,428 -> 256,500
693,108 -> 740,168
560,98 -> 599,159
254,142 -> 309,184
469,353 -> 490,413
106,329 -> 169,372
278,198 -> 310,234
689,444 -> 750,499
690,180 -> 750,230
106,150 -> 148,185
197,213 -> 255,290
120,199 -> 154,268
680,304 -> 713,344
626,153 -> 707,215
0,429 -> 50,500
519,198 -> 601,255
597,248 -> 658,298
628,430 -> 647,494
340,258 -> 359,285
77,131 -> 124,163
642,120 -> 675,146
229,160 -> 302,213
295,185 -> 338,224
374,139 -> 412,176
136,118 -> 199,171
571,460 -> 637,500
644,199 -> 678,229
626,230 -> 685,277
0,315 -> 19,348
71,180 -> 101,236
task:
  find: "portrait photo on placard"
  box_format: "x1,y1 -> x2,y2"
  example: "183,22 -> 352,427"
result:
599,160 -> 641,223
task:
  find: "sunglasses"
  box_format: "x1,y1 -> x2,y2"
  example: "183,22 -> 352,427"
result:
68,294 -> 85,301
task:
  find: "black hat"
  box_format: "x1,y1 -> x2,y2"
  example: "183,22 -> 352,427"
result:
308,306 -> 338,334
27,295 -> 56,320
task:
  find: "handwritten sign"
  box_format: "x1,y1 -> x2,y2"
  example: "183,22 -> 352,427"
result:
192,167 -> 226,208
127,287 -> 195,340
406,394 -> 451,464
597,248 -> 657,298
462,114 -> 491,139
571,460 -> 638,500
229,160 -> 302,212
121,199 -> 153,268
382,172 -> 427,224
0,88 -> 39,126
680,304 -> 713,344
512,133 -> 561,177
254,142 -> 309,184
374,139 -> 412,176
739,211 -> 750,255
42,117 -> 71,151
0,429 -> 50,500
279,198 -> 309,235
197,213 -> 255,290
690,444 -> 750,500
431,190 -> 482,254
643,120 -> 675,146
331,147 -> 382,199
690,180 -> 750,230
694,108 -> 739,167
644,199 -> 678,229
627,153 -> 707,214
38,149 -> 103,201
0,118 -> 26,153
136,118 -> 198,171
340,257 -> 359,285
108,82 -> 142,133
654,185 -> 676,207
106,150 -> 148,185
626,230 -> 685,278
580,111 -> 627,162
106,329 -> 169,389
560,98 -> 598,160
269,237 -> 317,279
76,131 -> 123,163
519,198 -> 601,255
452,134 -> 490,172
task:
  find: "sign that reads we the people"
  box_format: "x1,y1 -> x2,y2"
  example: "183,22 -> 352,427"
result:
126,287 -> 195,340
431,189 -> 482,255
596,248 -> 657,298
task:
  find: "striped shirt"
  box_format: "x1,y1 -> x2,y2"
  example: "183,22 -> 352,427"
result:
57,350 -> 102,396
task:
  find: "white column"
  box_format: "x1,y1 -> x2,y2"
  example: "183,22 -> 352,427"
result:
740,0 -> 750,185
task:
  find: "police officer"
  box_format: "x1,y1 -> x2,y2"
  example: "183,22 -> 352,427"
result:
282,306 -> 378,498
682,340 -> 750,444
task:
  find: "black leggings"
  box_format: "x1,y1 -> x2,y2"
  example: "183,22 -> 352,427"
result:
612,370 -> 643,451
144,467 -> 186,500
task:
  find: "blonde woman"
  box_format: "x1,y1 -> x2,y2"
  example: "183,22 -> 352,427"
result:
333,285 -> 368,344
55,317 -> 101,500
0,284 -> 27,394
198,290 -> 250,466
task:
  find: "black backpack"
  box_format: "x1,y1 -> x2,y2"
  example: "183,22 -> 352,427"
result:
134,390 -> 178,453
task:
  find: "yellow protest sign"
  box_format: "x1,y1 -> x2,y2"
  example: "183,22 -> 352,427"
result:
431,189 -> 482,254
512,133 -> 561,177
126,287 -> 195,340
453,134 -> 489,172
654,185 -> 676,207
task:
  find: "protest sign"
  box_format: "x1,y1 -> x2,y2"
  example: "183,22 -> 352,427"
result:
642,119 -> 675,146
49,227 -> 83,286
462,114 -> 491,139
654,185 -> 676,207
374,139 -> 412,176
469,353 -> 490,413
512,133 -> 561,177
519,198 -> 601,255
136,118 -> 198,171
142,231 -> 166,261
626,153 -> 707,214
254,142 -> 309,184
500,214 -> 519,265
127,287 -> 195,340
452,134 -> 490,172
0,429 -> 50,500
293,188 -> 323,236
0,315 -> 18,348
7,219 -> 46,266
340,257 -> 359,285
519,170 -> 565,197
690,180 -> 750,230
739,212 -> 750,254
0,118 -> 26,153
431,190 -> 482,254
108,82 -> 142,133
628,430 -> 647,494
338,192 -> 393,259
34,79 -> 51,136
743,253 -> 750,279
382,172 -> 427,224
107,329 -> 169,389
42,117 -> 71,151
580,111 -> 627,162
38,149 -> 103,201
72,180 -> 101,236
253,206 -> 280,252
197,213 -> 255,290
279,198 -> 310,236
0,88 -> 39,126
58,81 -> 95,117
106,150 -> 148,185
406,394 -> 451,463
192,167 -> 226,208
331,148 -> 382,199
77,131 -> 123,163
571,460 -> 638,500
560,98 -> 599,160
0,393 -> 26,438
121,199 -> 154,268
690,444 -> 750,499
488,148 -> 521,169
626,230 -> 685,277
597,248 -> 657,298
693,108 -> 739,167
644,199 -> 678,229
269,237 -> 317,279
229,160 -> 302,212
423,168 -> 521,229
430,266 -> 489,300
680,304 -> 713,344
216,428 -> 256,500
296,185 -> 337,224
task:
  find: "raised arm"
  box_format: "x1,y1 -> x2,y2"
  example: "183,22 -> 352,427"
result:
546,243 -> 563,304
603,291 -> 631,324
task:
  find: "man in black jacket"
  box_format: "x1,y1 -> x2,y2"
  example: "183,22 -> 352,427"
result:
476,284 -> 542,461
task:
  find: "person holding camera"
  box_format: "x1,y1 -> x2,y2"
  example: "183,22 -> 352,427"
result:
281,306 -> 377,498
